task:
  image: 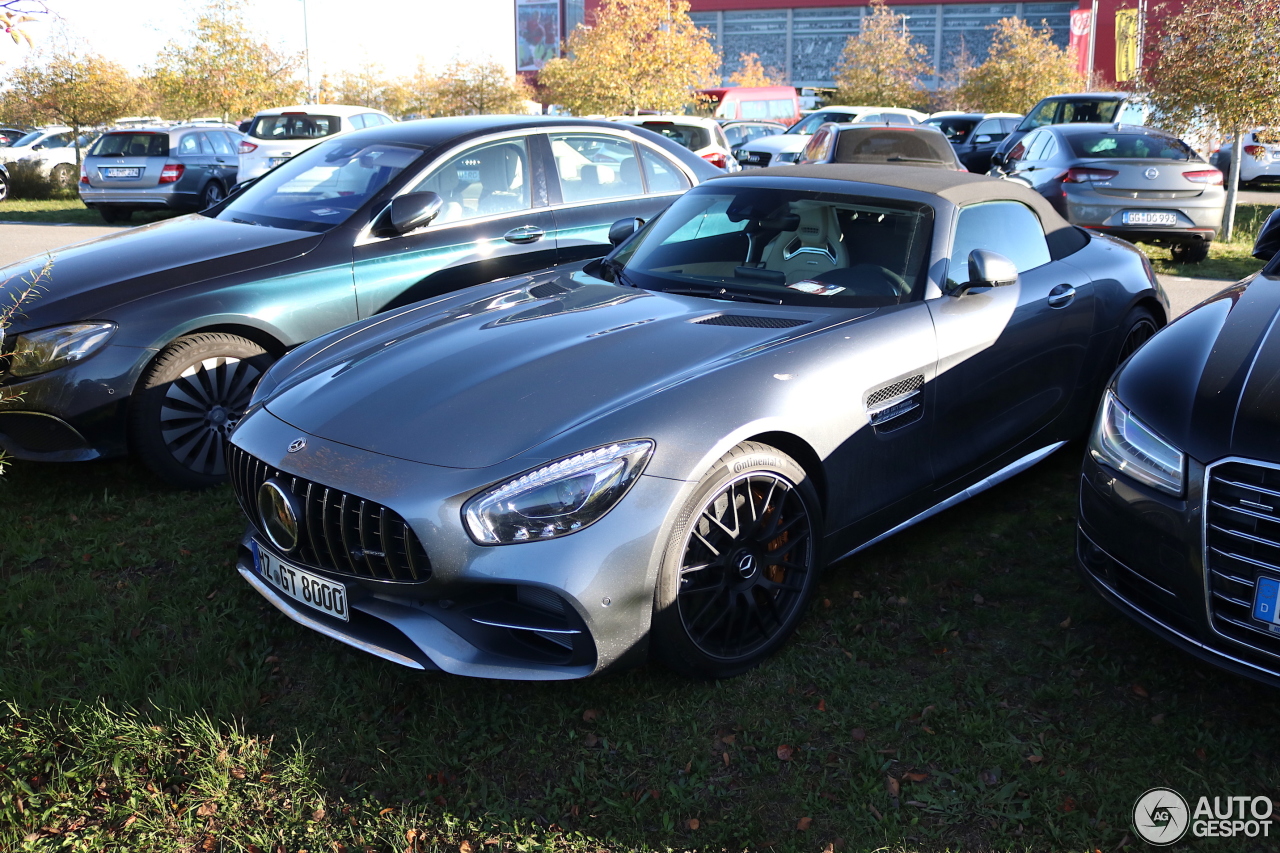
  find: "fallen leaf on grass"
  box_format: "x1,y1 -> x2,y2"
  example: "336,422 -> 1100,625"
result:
1131,684 -> 1149,698
722,751 -> 729,766
684,818 -> 700,830
776,744 -> 794,761
380,807 -> 397,816
973,593 -> 984,604
1195,747 -> 1207,761
1059,616 -> 1072,629
902,771 -> 929,783
1151,714 -> 1165,725
823,598 -> 832,608
1059,796 -> 1077,813
1026,754 -> 1044,764
868,803 -> 883,820
582,733 -> 599,747
196,802 -> 217,817
459,841 -> 474,853
312,807 -> 325,821
582,708 -> 600,722
852,591 -> 863,599
886,776 -> 900,797
796,816 -> 813,830
817,700 -> 826,711
850,728 -> 866,742
230,767 -> 246,780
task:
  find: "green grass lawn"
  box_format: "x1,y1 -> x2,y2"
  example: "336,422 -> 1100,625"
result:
1149,202 -> 1278,281
0,198 -> 178,227
3,449 -> 1278,852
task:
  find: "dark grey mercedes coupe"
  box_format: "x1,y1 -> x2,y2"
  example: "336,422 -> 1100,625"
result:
227,164 -> 1169,680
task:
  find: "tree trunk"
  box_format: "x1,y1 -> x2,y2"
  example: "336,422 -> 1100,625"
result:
73,124 -> 82,168
1222,123 -> 1242,243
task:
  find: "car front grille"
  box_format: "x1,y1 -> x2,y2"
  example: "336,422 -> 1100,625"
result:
227,443 -> 431,582
738,150 -> 771,167
1204,459 -> 1280,662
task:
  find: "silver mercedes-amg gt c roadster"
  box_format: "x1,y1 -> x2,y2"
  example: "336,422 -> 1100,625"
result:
227,164 -> 1169,680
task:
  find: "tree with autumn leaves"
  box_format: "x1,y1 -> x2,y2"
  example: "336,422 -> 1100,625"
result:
539,0 -> 719,116
833,0 -> 931,109
954,18 -> 1083,115
1143,0 -> 1280,241
148,0 -> 304,121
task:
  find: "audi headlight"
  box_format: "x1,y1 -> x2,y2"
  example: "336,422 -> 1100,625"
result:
463,440 -> 654,544
8,322 -> 116,378
1089,390 -> 1185,496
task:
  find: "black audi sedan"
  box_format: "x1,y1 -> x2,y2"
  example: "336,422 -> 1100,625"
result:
1078,211 -> 1280,687
0,116 -> 718,488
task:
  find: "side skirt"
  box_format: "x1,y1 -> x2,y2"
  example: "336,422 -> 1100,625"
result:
834,441 -> 1067,562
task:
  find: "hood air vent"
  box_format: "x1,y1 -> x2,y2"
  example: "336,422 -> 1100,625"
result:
693,313 -> 809,329
529,281 -> 571,299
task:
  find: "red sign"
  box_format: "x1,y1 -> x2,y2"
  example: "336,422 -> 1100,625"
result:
1070,9 -> 1093,79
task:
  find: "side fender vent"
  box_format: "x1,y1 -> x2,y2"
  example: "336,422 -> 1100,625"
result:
866,374 -> 924,408
866,374 -> 925,433
693,313 -> 809,329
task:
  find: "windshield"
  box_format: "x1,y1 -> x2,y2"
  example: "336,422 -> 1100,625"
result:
214,140 -> 423,232
924,117 -> 978,142
1018,98 -> 1122,131
250,114 -> 342,141
11,131 -> 42,148
637,121 -> 711,151
1067,131 -> 1196,160
611,186 -> 934,308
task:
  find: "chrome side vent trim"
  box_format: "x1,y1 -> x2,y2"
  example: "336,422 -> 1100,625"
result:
866,374 -> 925,431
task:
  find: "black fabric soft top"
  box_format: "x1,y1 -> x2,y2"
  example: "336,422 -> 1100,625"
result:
724,163 -> 1091,260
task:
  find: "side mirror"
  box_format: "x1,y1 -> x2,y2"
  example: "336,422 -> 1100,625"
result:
974,134 -> 992,144
608,217 -> 644,247
1253,209 -> 1280,261
376,191 -> 443,237
31,143 -> 43,151
956,249 -> 1018,294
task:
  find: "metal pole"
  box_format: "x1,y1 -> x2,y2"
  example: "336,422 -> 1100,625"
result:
302,0 -> 313,102
1087,0 -> 1098,85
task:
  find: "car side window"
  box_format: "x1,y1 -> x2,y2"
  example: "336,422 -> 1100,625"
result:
1040,134 -> 1059,161
860,114 -> 881,123
178,133 -> 200,156
639,147 -> 691,194
1024,131 -> 1050,162
197,133 -> 217,155
349,115 -> 367,129
883,113 -> 913,126
407,137 -> 532,224
948,201 -> 1052,288
724,125 -> 747,147
1022,100 -> 1059,129
549,133 -> 643,202
972,120 -> 1000,140
208,132 -> 236,156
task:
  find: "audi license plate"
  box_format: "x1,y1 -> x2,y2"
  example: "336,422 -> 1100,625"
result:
254,543 -> 349,621
104,167 -> 140,178
1253,576 -> 1280,634
1122,211 -> 1178,226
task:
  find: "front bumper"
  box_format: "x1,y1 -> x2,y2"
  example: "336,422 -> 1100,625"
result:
1077,451 -> 1280,689
0,343 -> 154,461
228,407 -> 693,680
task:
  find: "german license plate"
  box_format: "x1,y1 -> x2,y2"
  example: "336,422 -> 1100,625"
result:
268,157 -> 290,168
1253,576 -> 1280,633
104,167 -> 140,178
1122,211 -> 1178,226
254,542 -> 349,621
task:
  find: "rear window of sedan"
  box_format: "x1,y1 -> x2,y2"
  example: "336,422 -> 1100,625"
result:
1067,131 -> 1195,160
834,129 -> 955,167
250,114 -> 341,140
636,122 -> 712,151
89,132 -> 169,157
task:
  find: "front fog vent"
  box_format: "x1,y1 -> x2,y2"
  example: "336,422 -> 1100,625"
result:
693,313 -> 809,329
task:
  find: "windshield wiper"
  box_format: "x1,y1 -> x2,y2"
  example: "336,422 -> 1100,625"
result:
885,156 -> 943,163
230,216 -> 272,228
657,283 -> 783,304
603,257 -> 639,288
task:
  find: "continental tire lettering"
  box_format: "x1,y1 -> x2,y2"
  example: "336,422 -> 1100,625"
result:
733,457 -> 782,473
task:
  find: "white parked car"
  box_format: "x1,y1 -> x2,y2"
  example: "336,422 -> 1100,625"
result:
237,105 -> 396,181
4,126 -> 98,188
609,115 -> 740,171
734,106 -> 927,168
1212,129 -> 1280,187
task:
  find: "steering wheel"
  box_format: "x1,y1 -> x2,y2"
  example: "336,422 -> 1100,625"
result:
846,263 -> 908,297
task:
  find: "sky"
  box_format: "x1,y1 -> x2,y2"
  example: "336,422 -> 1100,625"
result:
16,0 -> 518,82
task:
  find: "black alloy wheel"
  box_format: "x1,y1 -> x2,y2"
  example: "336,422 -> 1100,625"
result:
652,442 -> 821,678
131,333 -> 274,489
1117,306 -> 1158,367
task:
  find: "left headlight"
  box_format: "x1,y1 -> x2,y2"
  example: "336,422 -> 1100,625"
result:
8,322 -> 116,378
1089,390 -> 1185,496
463,440 -> 655,544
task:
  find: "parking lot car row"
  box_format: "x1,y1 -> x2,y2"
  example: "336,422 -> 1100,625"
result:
4,111 -> 1280,688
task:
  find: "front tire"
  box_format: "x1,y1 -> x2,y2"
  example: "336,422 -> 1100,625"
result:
651,442 -> 822,679
1170,241 -> 1210,264
130,333 -> 274,489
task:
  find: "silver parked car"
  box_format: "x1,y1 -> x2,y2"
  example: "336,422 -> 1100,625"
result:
78,126 -> 245,223
994,123 -> 1224,263
227,164 -> 1168,681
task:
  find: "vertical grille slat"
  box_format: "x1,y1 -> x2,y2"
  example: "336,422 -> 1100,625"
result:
1205,460 -> 1280,661
226,444 -> 431,583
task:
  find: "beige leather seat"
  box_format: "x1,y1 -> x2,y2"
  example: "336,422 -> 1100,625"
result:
762,204 -> 849,282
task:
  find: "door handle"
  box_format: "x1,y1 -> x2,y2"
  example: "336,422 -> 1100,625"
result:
1047,283 -> 1076,308
504,225 -> 545,244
